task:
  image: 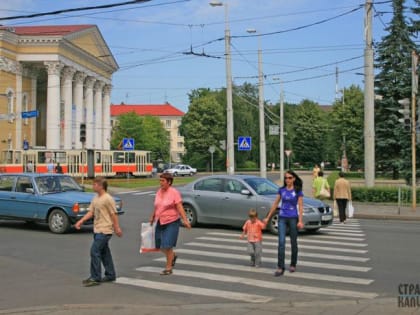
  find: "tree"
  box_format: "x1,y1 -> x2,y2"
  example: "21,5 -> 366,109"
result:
180,91 -> 225,170
331,85 -> 365,170
110,112 -> 169,161
374,0 -> 415,178
291,99 -> 329,166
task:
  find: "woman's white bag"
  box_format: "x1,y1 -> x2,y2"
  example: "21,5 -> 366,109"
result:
140,222 -> 159,253
348,201 -> 355,218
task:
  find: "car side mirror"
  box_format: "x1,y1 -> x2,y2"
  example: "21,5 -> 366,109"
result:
240,189 -> 252,196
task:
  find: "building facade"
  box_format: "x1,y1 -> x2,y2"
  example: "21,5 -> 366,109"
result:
0,25 -> 118,152
110,103 -> 185,163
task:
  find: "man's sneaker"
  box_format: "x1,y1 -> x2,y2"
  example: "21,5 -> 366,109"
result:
82,278 -> 100,287
101,276 -> 116,282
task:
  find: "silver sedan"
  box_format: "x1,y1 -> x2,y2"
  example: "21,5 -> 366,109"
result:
178,174 -> 333,234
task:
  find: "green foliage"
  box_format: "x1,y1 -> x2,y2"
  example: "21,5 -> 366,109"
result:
110,112 -> 169,161
351,186 -> 420,203
374,0 -> 416,179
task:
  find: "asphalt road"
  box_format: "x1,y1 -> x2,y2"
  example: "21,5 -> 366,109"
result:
1,189 -> 419,313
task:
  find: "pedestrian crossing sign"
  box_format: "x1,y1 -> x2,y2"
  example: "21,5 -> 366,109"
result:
238,136 -> 251,151
123,138 -> 135,150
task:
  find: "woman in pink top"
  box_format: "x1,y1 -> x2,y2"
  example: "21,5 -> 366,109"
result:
149,173 -> 191,275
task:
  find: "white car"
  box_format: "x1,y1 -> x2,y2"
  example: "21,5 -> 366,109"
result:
163,164 -> 197,176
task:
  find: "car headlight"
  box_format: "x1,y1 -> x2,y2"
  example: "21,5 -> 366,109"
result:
116,200 -> 123,211
303,207 -> 316,214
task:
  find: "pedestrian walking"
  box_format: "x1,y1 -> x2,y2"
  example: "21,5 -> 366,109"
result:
264,170 -> 304,276
26,160 -> 34,173
333,171 -> 352,224
312,170 -> 330,199
55,162 -> 63,174
149,173 -> 191,275
74,177 -> 123,287
240,209 -> 266,267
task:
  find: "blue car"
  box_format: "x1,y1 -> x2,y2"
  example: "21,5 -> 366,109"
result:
0,173 -> 123,234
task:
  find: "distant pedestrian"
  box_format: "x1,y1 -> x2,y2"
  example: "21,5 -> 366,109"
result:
312,171 -> 330,199
333,172 -> 352,224
74,177 -> 123,287
47,160 -> 54,173
26,160 -> 34,173
312,164 -> 320,178
264,170 -> 304,276
240,209 -> 266,267
55,162 -> 63,174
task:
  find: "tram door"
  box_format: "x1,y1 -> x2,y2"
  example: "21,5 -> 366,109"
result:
101,151 -> 114,176
87,149 -> 95,178
23,151 -> 37,172
67,151 -> 81,176
135,152 -> 145,175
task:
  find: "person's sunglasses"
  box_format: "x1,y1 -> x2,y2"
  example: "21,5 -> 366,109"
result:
284,176 -> 293,179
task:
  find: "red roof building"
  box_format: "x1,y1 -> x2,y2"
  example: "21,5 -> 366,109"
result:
110,103 -> 185,163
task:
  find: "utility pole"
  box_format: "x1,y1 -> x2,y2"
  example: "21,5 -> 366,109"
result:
411,51 -> 418,210
279,80 -> 284,180
364,0 -> 375,187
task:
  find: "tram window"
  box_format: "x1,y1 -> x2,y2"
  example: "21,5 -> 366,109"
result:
113,153 -> 124,163
126,152 -> 134,163
96,152 -> 101,163
38,152 -> 46,163
15,152 -> 22,164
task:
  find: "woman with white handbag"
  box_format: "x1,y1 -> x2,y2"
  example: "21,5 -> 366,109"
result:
333,172 -> 352,224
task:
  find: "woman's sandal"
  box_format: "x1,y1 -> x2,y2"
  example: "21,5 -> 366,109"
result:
274,269 -> 285,277
172,255 -> 178,267
160,269 -> 173,276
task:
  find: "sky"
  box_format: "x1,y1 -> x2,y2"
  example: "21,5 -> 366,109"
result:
0,0 -> 415,113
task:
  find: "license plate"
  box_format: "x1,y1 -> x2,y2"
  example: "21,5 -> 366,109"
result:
322,215 -> 333,221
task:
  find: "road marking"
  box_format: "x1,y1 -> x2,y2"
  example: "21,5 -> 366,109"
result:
173,249 -> 371,272
320,231 -> 366,237
135,267 -> 377,299
115,190 -> 143,194
133,191 -> 155,196
323,228 -> 364,233
306,235 -> 365,241
116,277 -> 272,303
207,232 -> 368,247
153,258 -> 374,285
185,242 -> 370,262
196,237 -> 368,254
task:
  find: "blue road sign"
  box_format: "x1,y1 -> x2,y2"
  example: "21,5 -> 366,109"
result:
238,136 -> 251,151
21,110 -> 39,119
122,138 -> 135,150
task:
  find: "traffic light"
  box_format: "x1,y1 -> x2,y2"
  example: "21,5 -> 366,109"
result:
80,123 -> 86,143
398,98 -> 411,132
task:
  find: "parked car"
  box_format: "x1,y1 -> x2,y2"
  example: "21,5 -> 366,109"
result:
163,164 -> 197,176
178,174 -> 333,234
0,173 -> 124,234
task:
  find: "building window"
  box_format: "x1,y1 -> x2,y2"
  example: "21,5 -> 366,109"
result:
6,90 -> 14,123
177,142 -> 183,149
165,120 -> 171,129
177,119 -> 182,126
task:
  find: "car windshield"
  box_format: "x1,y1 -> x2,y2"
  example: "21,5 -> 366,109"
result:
244,177 -> 279,195
35,176 -> 83,194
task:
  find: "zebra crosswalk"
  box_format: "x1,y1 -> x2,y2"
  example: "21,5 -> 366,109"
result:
115,219 -> 378,302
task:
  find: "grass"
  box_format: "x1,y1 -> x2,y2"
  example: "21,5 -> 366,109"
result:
78,176 -> 197,189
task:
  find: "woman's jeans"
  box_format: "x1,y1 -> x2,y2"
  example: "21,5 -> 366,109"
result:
278,217 -> 298,269
90,233 -> 116,281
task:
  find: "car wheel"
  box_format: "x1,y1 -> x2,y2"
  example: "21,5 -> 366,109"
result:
48,209 -> 70,234
183,204 -> 197,226
268,213 -> 279,235
189,172 -> 193,176
173,172 -> 178,177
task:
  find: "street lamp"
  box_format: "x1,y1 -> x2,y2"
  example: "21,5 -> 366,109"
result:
247,28 -> 266,178
210,1 -> 235,175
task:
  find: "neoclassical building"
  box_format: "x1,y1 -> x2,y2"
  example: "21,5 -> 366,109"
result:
0,25 -> 118,152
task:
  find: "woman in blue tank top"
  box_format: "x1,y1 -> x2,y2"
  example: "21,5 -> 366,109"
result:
264,170 -> 304,276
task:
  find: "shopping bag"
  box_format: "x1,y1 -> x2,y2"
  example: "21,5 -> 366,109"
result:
333,200 -> 338,217
140,222 -> 159,253
348,201 -> 354,218
318,179 -> 330,199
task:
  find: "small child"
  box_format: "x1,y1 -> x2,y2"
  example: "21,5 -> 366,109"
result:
240,208 -> 266,267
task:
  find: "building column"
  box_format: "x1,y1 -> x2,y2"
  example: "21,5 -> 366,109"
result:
45,61 -> 63,149
30,74 -> 37,148
73,72 -> 86,149
102,85 -> 111,150
94,81 -> 104,149
84,76 -> 95,149
15,63 -> 23,149
61,67 -> 75,149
